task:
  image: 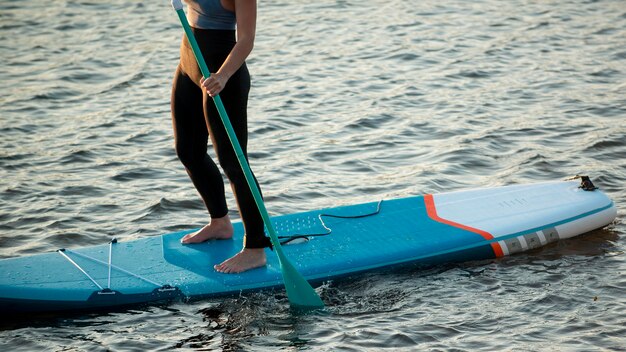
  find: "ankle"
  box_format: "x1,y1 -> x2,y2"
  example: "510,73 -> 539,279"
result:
242,247 -> 265,254
210,215 -> 232,227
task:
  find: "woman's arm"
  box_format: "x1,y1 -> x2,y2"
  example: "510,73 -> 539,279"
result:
202,0 -> 256,97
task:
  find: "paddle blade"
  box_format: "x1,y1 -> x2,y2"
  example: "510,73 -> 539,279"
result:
276,250 -> 324,310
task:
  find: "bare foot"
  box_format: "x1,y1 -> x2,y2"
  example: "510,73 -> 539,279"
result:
214,248 -> 266,274
181,215 -> 234,244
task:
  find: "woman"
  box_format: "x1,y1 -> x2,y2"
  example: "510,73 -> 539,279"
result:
171,0 -> 270,273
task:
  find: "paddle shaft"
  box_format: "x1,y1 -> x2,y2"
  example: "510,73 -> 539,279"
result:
171,1 -> 323,309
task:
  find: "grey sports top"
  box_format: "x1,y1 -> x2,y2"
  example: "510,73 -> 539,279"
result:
185,0 -> 236,30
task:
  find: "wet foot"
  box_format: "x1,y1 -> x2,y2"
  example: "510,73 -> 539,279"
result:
181,216 -> 234,244
214,248 -> 266,274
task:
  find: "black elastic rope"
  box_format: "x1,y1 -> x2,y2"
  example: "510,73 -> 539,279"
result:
278,200 -> 384,245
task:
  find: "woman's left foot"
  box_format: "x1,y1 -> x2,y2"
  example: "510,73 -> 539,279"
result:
214,248 -> 266,274
181,216 -> 233,244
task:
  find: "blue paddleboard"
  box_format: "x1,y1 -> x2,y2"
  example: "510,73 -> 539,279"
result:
0,178 -> 616,313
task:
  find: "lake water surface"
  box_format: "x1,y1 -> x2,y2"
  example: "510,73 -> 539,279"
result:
1,0 -> 625,350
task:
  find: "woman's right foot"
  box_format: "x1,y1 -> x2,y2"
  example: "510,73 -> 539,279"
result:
181,215 -> 234,244
214,248 -> 267,273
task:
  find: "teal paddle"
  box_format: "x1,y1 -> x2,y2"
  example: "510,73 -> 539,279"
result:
171,0 -> 323,310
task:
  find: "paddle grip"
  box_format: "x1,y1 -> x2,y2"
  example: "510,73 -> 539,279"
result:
171,0 -> 183,10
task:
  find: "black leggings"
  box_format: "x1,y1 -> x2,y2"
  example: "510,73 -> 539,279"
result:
171,28 -> 270,249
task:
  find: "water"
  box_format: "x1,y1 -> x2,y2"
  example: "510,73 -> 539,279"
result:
1,0 -> 625,350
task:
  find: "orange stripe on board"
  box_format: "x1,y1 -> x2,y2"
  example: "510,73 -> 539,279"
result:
424,194 -> 504,257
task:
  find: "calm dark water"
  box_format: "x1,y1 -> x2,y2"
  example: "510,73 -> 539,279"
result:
1,0 -> 625,350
